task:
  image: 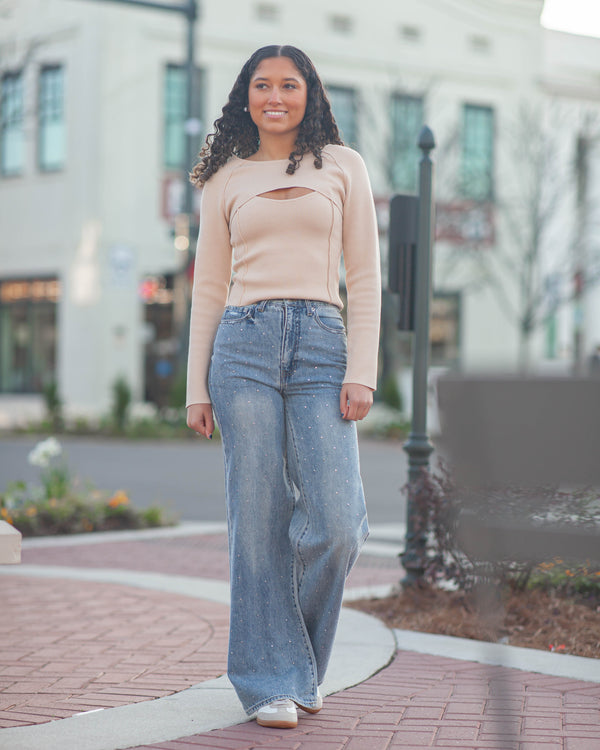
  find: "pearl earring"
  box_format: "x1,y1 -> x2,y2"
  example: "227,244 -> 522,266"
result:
243,106 -> 248,112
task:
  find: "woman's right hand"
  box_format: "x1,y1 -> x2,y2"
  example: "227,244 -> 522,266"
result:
187,403 -> 215,439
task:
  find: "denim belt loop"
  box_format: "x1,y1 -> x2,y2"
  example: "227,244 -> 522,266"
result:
305,300 -> 314,316
258,300 -> 269,313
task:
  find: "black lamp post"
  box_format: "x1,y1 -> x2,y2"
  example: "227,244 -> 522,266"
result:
388,126 -> 436,586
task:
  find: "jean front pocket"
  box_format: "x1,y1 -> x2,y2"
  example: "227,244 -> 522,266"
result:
220,306 -> 252,324
313,307 -> 345,334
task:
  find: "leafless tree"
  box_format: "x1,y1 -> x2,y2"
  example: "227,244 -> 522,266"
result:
437,102 -> 600,371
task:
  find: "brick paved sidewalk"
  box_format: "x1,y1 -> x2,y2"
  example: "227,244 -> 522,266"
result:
2,530 -> 599,750
0,532 -> 399,731
130,651 -> 600,750
0,577 -> 229,728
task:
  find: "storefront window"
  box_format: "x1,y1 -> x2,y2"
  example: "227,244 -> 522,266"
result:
0,278 -> 60,392
141,274 -> 176,408
386,292 -> 461,370
430,292 -> 460,366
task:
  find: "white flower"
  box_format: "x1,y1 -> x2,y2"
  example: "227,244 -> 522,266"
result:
3,495 -> 15,510
28,437 -> 63,468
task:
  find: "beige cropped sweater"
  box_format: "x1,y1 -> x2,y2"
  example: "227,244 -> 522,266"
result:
186,144 -> 381,406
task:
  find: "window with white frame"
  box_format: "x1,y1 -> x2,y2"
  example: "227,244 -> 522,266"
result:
1,71 -> 24,176
164,64 -> 203,170
461,103 -> 494,200
38,65 -> 66,171
390,94 -> 423,193
165,65 -> 187,170
326,85 -> 358,149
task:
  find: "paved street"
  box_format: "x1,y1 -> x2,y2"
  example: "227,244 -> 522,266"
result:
0,435 -> 408,525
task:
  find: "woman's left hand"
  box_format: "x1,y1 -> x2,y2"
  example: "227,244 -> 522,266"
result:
340,383 -> 374,421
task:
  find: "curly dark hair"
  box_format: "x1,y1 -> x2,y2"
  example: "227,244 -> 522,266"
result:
190,45 -> 343,185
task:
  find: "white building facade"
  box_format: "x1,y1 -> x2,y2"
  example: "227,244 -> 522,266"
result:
0,0 -> 599,421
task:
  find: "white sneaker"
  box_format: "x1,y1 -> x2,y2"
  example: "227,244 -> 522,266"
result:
256,699 -> 298,728
295,687 -> 323,714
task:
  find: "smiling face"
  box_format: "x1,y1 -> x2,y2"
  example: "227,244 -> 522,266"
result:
247,56 -> 308,146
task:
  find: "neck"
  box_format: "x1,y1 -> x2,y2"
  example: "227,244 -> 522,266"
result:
253,134 -> 298,161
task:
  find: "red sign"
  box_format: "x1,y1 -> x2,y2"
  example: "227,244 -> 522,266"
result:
375,196 -> 495,247
435,201 -> 495,246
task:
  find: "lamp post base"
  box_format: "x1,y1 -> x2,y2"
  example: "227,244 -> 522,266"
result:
401,432 -> 434,588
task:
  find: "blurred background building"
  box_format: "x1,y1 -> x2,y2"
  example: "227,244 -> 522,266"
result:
0,0 -> 599,423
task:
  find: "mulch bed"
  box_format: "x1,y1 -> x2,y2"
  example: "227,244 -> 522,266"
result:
348,584 -> 600,659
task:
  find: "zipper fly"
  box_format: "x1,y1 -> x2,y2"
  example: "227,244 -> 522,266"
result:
280,304 -> 299,388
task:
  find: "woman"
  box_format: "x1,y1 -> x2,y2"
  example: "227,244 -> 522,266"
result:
186,44 -> 381,728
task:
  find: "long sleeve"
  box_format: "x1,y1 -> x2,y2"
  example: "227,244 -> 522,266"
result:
340,149 -> 381,390
186,171 -> 233,406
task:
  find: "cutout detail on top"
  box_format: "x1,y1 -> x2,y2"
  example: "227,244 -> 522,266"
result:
258,187 -> 315,200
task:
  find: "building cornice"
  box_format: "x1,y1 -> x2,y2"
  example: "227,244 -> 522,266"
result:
539,79 -> 600,103
419,0 -> 543,33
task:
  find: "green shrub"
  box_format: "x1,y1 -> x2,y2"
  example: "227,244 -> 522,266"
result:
529,559 -> 600,599
142,505 -> 166,527
111,375 -> 132,432
379,374 -> 403,412
42,381 -> 64,432
3,491 -> 175,537
168,370 -> 187,409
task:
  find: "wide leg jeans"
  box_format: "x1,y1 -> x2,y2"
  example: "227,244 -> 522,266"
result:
208,299 -> 369,715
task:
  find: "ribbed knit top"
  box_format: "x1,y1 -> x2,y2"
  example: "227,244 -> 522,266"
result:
186,144 -> 381,406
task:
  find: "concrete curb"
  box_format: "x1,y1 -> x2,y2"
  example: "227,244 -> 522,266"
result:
394,628 -> 600,684
0,563 -> 232,603
19,521 -> 407,557
19,521 -> 229,548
